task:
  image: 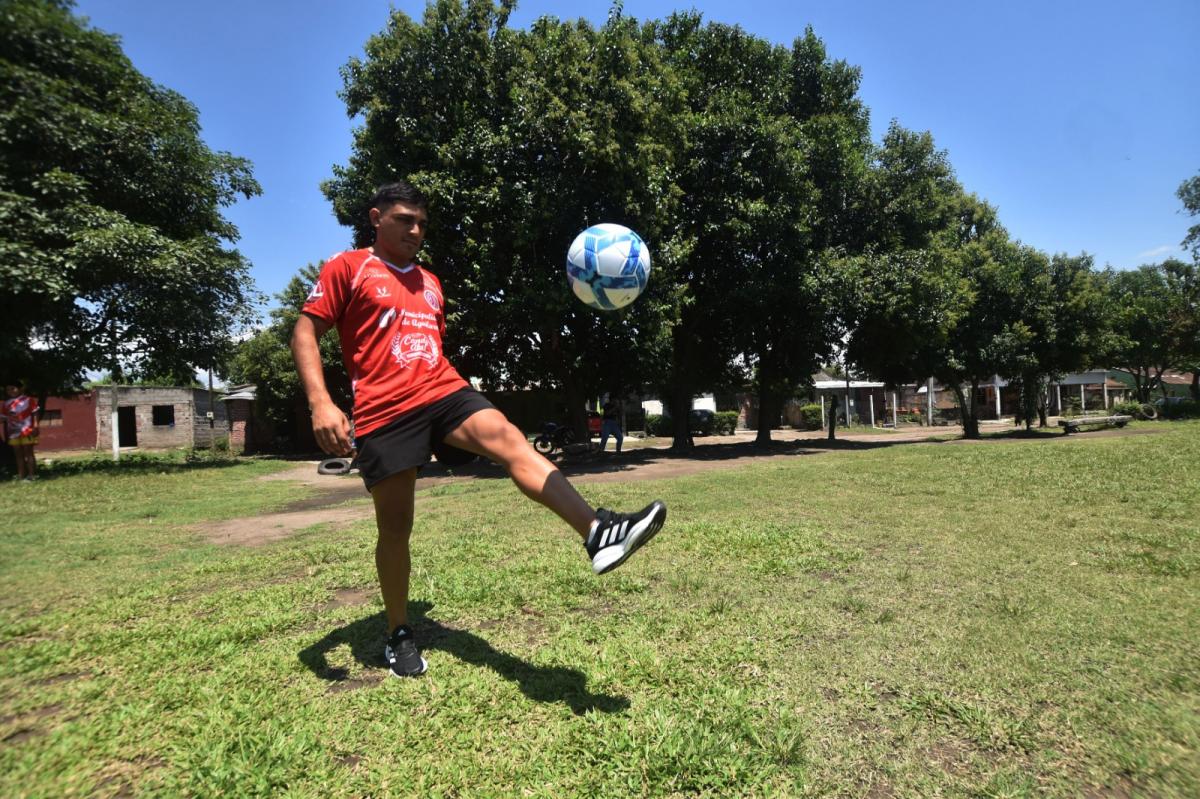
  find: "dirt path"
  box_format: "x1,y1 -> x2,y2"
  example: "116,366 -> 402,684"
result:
200,422 -> 1159,546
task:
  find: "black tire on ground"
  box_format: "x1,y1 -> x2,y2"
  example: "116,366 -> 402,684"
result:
1140,404 -> 1158,420
317,457 -> 353,476
533,436 -> 555,455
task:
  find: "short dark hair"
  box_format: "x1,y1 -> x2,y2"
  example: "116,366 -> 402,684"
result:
369,180 -> 428,215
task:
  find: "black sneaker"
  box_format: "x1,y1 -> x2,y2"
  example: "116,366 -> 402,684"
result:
585,501 -> 667,575
384,625 -> 427,678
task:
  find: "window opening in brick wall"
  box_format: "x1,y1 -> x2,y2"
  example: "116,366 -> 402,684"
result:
41,409 -> 64,427
152,405 -> 176,426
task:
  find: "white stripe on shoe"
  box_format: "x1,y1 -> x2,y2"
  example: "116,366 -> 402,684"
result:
591,502 -> 666,575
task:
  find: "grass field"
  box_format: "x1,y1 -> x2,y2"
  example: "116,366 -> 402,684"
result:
1,424 -> 1197,797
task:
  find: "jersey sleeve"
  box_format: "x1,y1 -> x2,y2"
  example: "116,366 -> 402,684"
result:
301,254 -> 352,325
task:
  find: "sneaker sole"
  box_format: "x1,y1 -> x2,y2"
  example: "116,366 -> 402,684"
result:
593,501 -> 666,575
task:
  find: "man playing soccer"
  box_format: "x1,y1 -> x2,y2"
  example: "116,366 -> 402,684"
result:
292,181 -> 666,678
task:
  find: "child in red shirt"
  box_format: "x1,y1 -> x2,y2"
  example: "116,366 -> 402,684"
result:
3,384 -> 39,481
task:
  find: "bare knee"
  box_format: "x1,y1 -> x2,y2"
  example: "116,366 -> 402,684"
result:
370,470 -> 416,545
375,510 -> 414,545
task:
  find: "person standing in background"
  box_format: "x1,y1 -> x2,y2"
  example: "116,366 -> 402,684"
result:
3,384 -> 39,481
599,397 -> 623,453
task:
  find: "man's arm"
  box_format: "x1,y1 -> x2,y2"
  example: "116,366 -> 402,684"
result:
291,313 -> 353,456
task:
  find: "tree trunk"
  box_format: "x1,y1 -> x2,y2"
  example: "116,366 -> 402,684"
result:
1021,373 -> 1037,431
666,386 -> 693,450
755,384 -> 775,446
1037,381 -> 1049,428
954,385 -> 980,439
1155,367 -> 1170,401
827,394 -> 838,441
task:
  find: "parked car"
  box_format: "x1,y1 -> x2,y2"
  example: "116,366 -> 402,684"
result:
587,410 -> 602,436
1154,396 -> 1188,407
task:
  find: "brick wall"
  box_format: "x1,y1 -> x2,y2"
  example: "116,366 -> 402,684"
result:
190,389 -> 230,448
35,391 -> 98,452
228,399 -> 250,452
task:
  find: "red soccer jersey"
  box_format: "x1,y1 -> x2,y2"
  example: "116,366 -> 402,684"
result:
3,395 -> 38,439
301,249 -> 470,438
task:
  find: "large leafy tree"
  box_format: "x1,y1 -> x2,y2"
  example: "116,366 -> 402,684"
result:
1103,261 -> 1192,402
325,0 -> 677,436
1179,171 -> 1200,261
1172,174 -> 1200,398
0,0 -> 261,391
650,15 -> 792,447
1017,253 -> 1108,427
651,20 -> 873,447
841,147 -> 984,435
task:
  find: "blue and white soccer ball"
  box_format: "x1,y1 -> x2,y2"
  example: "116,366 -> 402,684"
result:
565,223 -> 651,311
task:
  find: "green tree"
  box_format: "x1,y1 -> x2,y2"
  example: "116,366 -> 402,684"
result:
652,20 -> 873,447
1163,258 -> 1200,400
0,0 -> 261,393
325,0 -> 676,438
1172,173 -> 1200,398
866,123 -> 960,252
841,158 -> 986,437
1103,262 -> 1188,402
1179,171 -> 1200,260
737,29 -> 873,446
227,264 -> 349,451
991,250 -> 1108,430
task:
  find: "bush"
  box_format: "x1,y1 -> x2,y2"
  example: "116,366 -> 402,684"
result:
796,404 -> 823,430
1111,400 -> 1146,419
645,414 -> 666,436
714,411 -> 738,435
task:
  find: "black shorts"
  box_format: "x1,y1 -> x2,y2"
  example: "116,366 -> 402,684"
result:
355,387 -> 496,490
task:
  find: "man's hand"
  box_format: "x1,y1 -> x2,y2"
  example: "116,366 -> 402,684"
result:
310,401 -> 354,456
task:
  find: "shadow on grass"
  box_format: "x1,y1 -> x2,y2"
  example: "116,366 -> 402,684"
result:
298,602 -> 629,715
32,453 -> 243,481
411,436 -> 909,485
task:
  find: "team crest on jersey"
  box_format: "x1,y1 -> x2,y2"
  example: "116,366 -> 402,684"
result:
423,289 -> 441,311
390,332 -> 439,368
307,281 -> 324,301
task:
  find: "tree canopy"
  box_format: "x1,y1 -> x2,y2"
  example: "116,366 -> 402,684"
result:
314,1 -> 1194,442
0,0 -> 261,391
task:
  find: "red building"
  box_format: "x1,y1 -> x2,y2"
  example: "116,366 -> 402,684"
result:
36,390 -> 98,452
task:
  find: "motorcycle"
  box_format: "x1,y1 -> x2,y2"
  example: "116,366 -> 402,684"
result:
533,421 -> 576,455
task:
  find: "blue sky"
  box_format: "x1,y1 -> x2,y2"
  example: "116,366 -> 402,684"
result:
75,0 -> 1199,307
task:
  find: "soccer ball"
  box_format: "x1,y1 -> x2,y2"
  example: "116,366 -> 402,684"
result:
565,224 -> 651,310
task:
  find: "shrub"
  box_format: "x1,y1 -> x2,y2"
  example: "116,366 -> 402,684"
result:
1111,400 -> 1146,419
714,411 -> 738,435
645,414 -> 666,436
796,404 -> 823,430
